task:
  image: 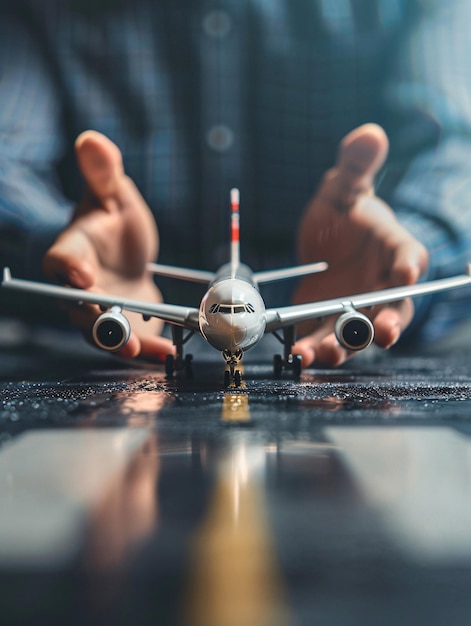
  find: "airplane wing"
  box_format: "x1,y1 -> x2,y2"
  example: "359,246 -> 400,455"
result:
147,262 -> 215,284
253,261 -> 328,285
265,267 -> 471,332
2,268 -> 201,331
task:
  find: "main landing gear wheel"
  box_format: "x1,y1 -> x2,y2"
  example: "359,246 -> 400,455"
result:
165,326 -> 194,379
184,354 -> 193,378
292,354 -> 302,379
273,354 -> 283,378
273,353 -> 302,379
165,354 -> 175,378
165,353 -> 193,379
272,326 -> 303,380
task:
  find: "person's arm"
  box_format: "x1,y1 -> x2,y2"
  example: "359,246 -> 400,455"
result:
380,0 -> 471,342
0,9 -> 73,286
0,12 -> 174,359
293,2 -> 471,365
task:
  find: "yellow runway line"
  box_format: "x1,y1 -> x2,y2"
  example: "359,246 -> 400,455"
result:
182,438 -> 291,626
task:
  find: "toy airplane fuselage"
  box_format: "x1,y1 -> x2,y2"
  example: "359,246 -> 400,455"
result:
3,188 -> 471,385
200,263 -> 266,352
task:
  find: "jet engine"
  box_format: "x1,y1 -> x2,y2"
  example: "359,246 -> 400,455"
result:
334,310 -> 374,351
92,307 -> 131,352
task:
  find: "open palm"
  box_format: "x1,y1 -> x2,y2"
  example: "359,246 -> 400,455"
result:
43,131 -> 174,360
293,124 -> 429,366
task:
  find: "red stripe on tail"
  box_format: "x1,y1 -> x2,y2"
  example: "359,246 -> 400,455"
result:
231,188 -> 240,243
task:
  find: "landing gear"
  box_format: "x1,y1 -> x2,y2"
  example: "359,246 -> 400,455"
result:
165,352 -> 193,378
165,326 -> 194,379
273,354 -> 283,378
223,348 -> 243,387
292,353 -> 302,378
234,370 -> 242,387
272,326 -> 303,380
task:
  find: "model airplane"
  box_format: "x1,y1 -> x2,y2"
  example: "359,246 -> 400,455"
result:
3,189 -> 471,386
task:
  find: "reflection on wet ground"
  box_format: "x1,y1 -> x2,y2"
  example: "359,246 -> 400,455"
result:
3,355 -> 471,427
2,349 -> 471,624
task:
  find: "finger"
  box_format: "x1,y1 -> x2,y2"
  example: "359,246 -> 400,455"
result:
43,229 -> 96,288
293,320 -> 339,367
389,237 -> 429,286
372,299 -> 415,349
313,334 -> 349,367
319,124 -> 389,210
116,333 -> 141,359
75,130 -> 125,204
64,301 -> 101,330
101,333 -> 174,362
296,332 -> 351,368
293,337 -> 317,368
135,335 -> 175,362
75,130 -> 159,262
117,334 -> 174,361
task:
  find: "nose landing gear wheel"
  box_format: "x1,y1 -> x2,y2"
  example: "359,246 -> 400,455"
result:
223,349 -> 243,387
224,369 -> 243,388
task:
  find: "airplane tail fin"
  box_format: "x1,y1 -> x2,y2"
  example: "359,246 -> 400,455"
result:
230,188 -> 240,277
228,188 -> 328,284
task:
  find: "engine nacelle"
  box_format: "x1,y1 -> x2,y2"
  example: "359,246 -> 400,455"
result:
92,307 -> 131,352
334,310 -> 374,351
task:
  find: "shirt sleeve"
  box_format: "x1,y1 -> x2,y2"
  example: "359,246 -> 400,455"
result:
0,8 -> 74,282
378,0 -> 471,342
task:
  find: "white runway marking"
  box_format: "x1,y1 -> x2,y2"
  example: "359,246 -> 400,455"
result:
327,427 -> 471,561
0,429 -> 149,569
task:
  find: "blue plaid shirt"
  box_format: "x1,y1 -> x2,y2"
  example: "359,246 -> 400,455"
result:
1,0 -> 471,342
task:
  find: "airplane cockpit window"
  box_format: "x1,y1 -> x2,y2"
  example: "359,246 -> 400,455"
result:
208,303 -> 255,314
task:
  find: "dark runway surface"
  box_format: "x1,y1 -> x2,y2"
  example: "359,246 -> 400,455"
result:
2,325 -> 471,626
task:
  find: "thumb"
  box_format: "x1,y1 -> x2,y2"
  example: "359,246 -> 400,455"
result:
75,130 -> 125,203
322,123 -> 389,211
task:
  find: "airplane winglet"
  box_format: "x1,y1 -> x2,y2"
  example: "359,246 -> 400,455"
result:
2,267 -> 11,284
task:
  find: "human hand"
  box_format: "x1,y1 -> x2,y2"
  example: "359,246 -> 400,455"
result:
293,124 -> 429,367
43,131 -> 174,360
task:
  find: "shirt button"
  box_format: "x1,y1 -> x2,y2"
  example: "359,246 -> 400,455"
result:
207,125 -> 234,152
203,10 -> 232,38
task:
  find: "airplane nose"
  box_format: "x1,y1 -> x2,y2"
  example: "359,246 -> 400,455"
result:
199,314 -> 247,351
230,319 -> 246,346
217,315 -> 246,349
